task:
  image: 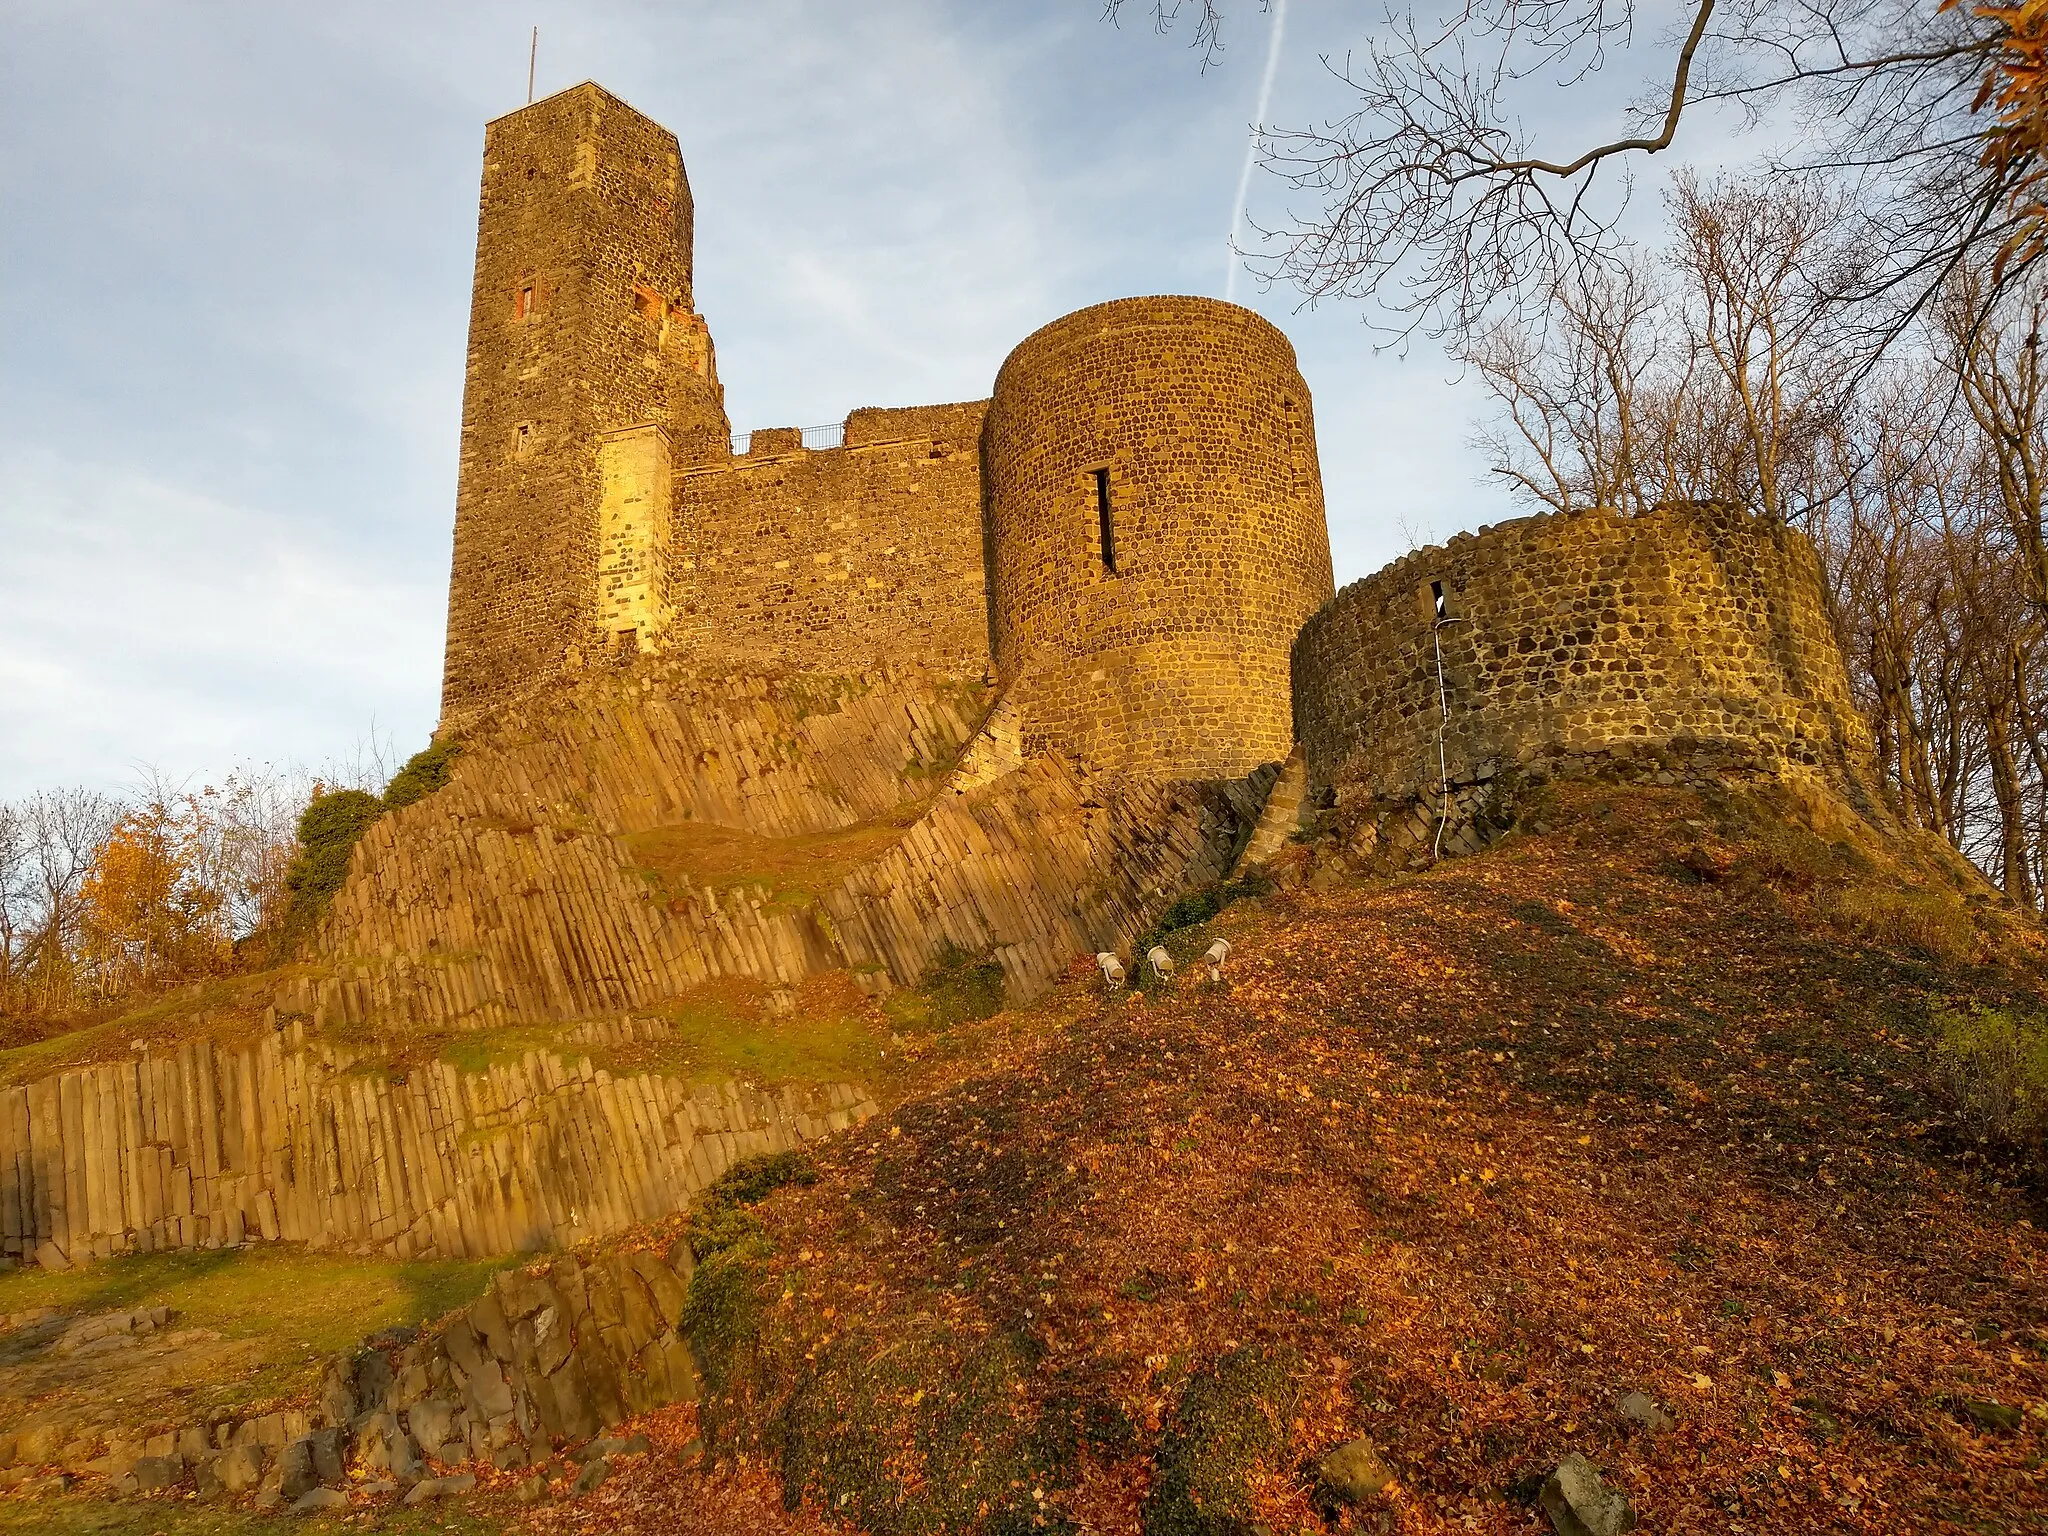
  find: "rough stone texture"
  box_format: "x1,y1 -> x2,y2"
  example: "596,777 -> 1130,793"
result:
1539,1452 -> 1636,1536
277,1436 -> 318,1500
1292,502 -> 1880,855
338,1247 -> 705,1471
130,1454 -> 181,1490
668,402 -> 990,678
216,1443 -> 264,1493
1314,1435 -> 1396,1507
442,83 -> 730,731
0,1030 -> 870,1264
983,296 -> 1335,780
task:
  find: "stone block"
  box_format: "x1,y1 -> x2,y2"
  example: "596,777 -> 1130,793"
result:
406,1399 -> 455,1455
308,1426 -> 346,1484
442,1317 -> 483,1376
469,1292 -> 512,1361
467,1358 -> 514,1420
354,1352 -> 395,1415
277,1437 -> 319,1500
216,1442 -> 265,1493
533,1305 -> 573,1377
132,1455 -> 183,1491
495,1268 -> 554,1321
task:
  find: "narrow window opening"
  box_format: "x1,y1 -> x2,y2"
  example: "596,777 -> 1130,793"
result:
513,422 -> 534,460
515,283 -> 536,320
1093,468 -> 1117,574
1430,580 -> 1448,621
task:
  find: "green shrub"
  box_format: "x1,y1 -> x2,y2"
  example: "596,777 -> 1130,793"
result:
281,789 -> 384,930
1151,873 -> 1273,940
1935,1003 -> 2048,1143
1142,1345 -> 1298,1536
382,737 -> 463,810
680,1232 -> 773,1407
686,1151 -> 817,1262
885,940 -> 1007,1033
1131,873 -> 1272,992
681,1152 -> 816,1446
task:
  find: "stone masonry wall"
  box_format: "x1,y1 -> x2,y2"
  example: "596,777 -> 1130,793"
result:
442,83 -> 730,733
668,401 -> 990,677
983,296 -> 1335,780
0,1017 -> 873,1268
1291,502 -> 1880,847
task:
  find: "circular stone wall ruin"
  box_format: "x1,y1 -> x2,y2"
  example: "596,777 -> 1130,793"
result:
982,296 -> 1335,779
1291,502 -> 1879,851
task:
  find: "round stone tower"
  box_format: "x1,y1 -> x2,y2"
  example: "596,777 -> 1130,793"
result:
982,296 -> 1335,779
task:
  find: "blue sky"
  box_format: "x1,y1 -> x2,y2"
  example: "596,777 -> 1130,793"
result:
0,0 -> 1719,797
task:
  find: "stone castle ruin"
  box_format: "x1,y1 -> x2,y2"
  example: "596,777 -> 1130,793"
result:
0,82 -> 1878,1275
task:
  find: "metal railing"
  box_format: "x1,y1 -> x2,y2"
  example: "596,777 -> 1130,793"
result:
728,421 -> 845,457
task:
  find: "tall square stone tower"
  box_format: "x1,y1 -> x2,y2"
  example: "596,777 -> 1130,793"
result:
440,82 -> 729,731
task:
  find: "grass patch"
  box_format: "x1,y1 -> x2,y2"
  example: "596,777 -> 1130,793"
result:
1821,885 -> 1978,964
0,1245 -> 514,1408
623,812 -> 925,911
662,974 -> 886,1086
436,1022 -> 581,1078
0,971 -> 292,1088
882,941 -> 1006,1035
409,974 -> 887,1090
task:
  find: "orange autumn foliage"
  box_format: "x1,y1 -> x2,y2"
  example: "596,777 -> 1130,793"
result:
78,802 -> 230,996
1952,0 -> 2048,269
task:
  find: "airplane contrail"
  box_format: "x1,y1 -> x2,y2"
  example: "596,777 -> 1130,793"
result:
1225,0 -> 1288,305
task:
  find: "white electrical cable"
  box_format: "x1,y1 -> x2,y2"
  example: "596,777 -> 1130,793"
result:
1431,614 -> 1466,860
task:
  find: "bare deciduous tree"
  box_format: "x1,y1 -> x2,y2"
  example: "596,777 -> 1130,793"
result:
1112,0 -> 2036,346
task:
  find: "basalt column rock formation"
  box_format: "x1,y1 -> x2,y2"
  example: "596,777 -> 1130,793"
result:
0,1017 -> 873,1268
305,666 -> 1266,1034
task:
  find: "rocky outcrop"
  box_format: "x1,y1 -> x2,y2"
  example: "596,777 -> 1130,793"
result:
300,667 -> 1274,1034
0,1242 -> 705,1510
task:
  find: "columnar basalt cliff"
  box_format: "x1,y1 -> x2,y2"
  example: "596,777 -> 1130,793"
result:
1291,502 -> 1881,859
309,666 -> 1265,1032
981,298 -> 1334,779
0,1017 -> 873,1269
